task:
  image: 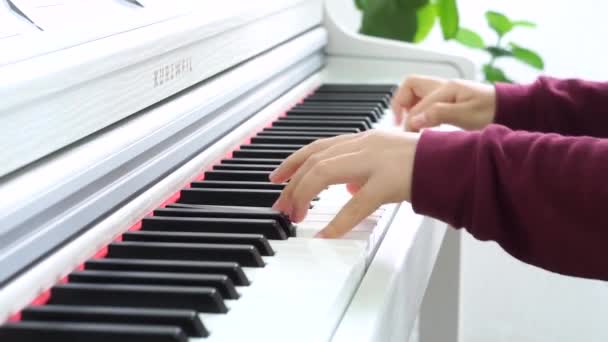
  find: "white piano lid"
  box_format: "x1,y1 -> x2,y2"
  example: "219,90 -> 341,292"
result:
0,0 -> 321,178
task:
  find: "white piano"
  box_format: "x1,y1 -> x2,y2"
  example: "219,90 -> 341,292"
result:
0,0 -> 474,341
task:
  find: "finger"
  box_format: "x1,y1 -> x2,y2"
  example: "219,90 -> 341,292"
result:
315,181 -> 381,238
289,152 -> 367,222
346,183 -> 361,195
391,76 -> 443,125
391,83 -> 415,125
408,101 -> 473,130
273,138 -> 364,218
269,133 -> 359,183
408,84 -> 458,118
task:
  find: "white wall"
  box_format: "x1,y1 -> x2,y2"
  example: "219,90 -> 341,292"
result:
418,0 -> 608,83
425,2 -> 608,342
334,1 -> 608,341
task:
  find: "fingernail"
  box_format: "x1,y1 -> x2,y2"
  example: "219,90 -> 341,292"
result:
268,169 -> 277,181
411,113 -> 427,128
314,231 -> 327,238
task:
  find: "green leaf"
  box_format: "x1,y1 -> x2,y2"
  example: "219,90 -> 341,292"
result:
485,46 -> 512,58
485,11 -> 513,37
454,28 -> 484,48
413,4 -> 437,42
512,20 -> 536,28
397,0 -> 429,8
359,0 -> 420,42
510,43 -> 544,69
354,0 -> 366,11
483,64 -> 512,83
437,0 -> 459,39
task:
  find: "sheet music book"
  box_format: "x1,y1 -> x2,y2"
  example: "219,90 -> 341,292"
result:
8,0 -> 148,31
0,1 -> 39,41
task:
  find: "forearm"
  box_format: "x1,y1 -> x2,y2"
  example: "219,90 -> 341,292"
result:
412,125 -> 608,280
494,76 -> 608,137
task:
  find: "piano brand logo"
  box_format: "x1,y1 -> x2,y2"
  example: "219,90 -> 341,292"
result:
153,57 -> 193,88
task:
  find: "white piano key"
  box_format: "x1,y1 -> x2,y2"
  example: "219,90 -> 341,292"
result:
191,179 -> 399,341
197,238 -> 368,342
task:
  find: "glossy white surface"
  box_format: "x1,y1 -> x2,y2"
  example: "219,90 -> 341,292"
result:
192,112 -> 404,342
0,0 -> 321,177
0,1 -> 475,339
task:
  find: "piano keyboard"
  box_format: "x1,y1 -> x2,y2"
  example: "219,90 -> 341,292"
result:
0,83 -> 399,342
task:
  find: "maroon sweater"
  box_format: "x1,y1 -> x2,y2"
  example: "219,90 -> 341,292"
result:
411,76 -> 608,281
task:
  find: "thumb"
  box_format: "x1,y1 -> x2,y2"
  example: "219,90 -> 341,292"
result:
409,102 -> 471,130
316,183 -> 380,238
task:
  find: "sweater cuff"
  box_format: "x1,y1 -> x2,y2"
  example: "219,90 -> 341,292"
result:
494,82 -> 536,130
411,129 -> 478,228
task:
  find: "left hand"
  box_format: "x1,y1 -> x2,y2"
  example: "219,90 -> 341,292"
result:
269,129 -> 419,238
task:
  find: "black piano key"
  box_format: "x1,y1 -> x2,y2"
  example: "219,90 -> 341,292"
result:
107,241 -> 265,267
316,83 -> 396,94
250,136 -> 319,145
308,92 -> 390,100
231,150 -> 293,159
49,283 -> 227,313
290,105 -> 381,115
221,157 -> 283,165
204,170 -> 275,181
272,119 -> 368,131
238,144 -> 303,151
303,99 -> 387,110
257,131 -> 344,138
294,104 -> 384,120
277,116 -> 372,129
294,102 -> 384,112
263,126 -> 359,133
179,188 -> 281,207
292,105 -> 383,119
178,188 -> 281,207
142,216 -> 286,240
85,259 -> 249,286
213,164 -> 283,172
21,305 -> 208,337
305,93 -> 390,108
123,230 -> 274,256
287,108 -> 377,118
68,270 -> 238,300
296,100 -> 384,109
0,321 -> 187,342
287,108 -> 379,122
154,206 -> 294,237
190,180 -> 285,190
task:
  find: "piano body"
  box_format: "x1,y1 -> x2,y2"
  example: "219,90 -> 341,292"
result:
0,0 -> 474,341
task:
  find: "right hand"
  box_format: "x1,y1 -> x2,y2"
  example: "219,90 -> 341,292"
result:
391,75 -> 497,131
269,130 -> 419,238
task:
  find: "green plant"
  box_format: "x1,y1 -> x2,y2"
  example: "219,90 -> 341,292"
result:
455,12 -> 544,83
354,1 -> 544,83
355,0 -> 459,43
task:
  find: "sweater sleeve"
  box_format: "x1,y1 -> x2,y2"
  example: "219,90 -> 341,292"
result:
494,76 -> 608,137
411,124 -> 608,280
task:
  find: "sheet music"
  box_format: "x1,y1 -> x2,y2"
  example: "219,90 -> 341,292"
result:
0,1 -> 40,41
8,0 -> 149,31
0,0 -> 185,66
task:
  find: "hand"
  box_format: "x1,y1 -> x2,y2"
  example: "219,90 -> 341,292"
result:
269,129 -> 419,238
391,75 -> 497,131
